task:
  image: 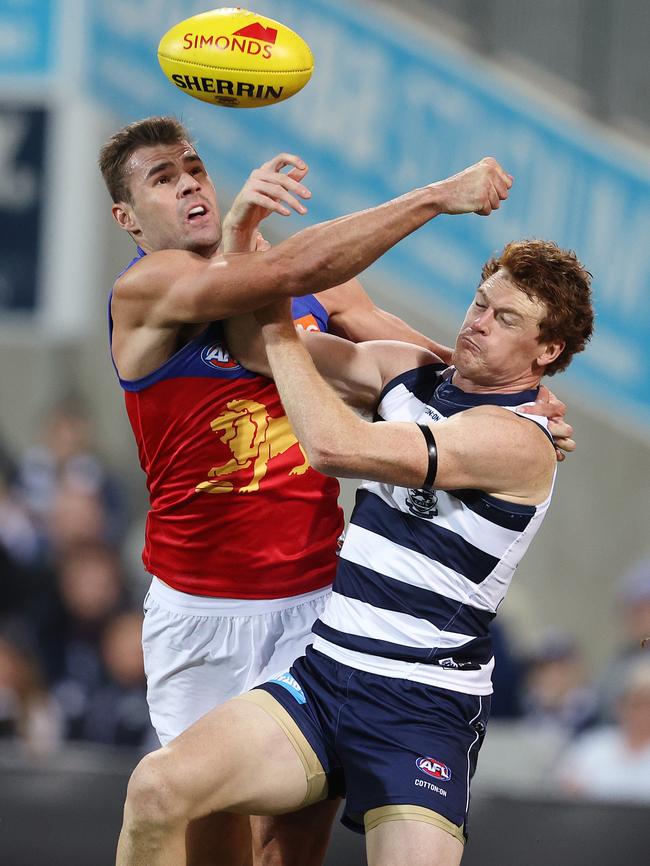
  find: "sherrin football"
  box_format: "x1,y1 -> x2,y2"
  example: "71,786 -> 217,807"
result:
157,7 -> 314,108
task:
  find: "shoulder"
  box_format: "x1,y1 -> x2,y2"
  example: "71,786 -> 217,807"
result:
462,404 -> 555,451
461,406 -> 559,494
360,342 -> 442,390
378,356 -> 446,400
113,249 -> 213,301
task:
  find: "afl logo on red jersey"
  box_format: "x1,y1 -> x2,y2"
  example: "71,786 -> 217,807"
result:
201,341 -> 240,370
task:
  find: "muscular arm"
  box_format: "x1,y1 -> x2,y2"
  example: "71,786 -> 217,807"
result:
316,279 -> 453,363
226,307 -> 439,411
257,317 -> 556,505
113,158 -> 510,374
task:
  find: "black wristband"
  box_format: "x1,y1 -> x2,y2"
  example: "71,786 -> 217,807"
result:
417,423 -> 438,491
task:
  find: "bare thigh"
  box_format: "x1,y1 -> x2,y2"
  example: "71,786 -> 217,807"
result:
366,818 -> 464,866
156,693 -> 326,822
251,798 -> 341,866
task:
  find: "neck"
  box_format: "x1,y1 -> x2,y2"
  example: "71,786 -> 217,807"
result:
134,237 -> 220,259
451,368 -> 542,394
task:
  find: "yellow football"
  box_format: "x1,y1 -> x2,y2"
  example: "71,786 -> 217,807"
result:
157,7 -> 314,108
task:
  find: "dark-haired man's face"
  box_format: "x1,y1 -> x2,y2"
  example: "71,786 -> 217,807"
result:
452,269 -> 563,392
113,141 -> 222,256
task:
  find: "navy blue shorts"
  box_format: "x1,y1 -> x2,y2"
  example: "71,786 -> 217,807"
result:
255,647 -> 490,838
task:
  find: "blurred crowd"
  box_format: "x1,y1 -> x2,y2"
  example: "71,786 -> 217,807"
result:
0,399 -> 156,756
1,401 -> 650,805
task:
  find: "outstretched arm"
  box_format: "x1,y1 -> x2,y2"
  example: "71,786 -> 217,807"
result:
116,157 -> 513,328
255,302 -> 556,505
220,155 -> 454,359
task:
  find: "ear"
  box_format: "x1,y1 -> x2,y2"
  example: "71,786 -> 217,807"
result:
112,202 -> 140,235
536,339 -> 565,370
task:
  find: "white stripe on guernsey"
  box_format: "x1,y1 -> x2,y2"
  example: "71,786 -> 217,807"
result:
361,482 -> 524,559
377,383 -> 431,422
312,636 -> 495,695
503,404 -> 550,431
340,523 -> 500,612
319,591 -> 473,650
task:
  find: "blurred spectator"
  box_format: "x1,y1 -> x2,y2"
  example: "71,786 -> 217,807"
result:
521,629 -> 599,737
46,481 -> 111,555
32,540 -> 130,739
80,611 -> 156,750
0,454 -> 40,567
597,557 -> 650,721
0,622 -> 62,755
13,398 -> 127,557
0,544 -> 35,622
557,657 -> 650,803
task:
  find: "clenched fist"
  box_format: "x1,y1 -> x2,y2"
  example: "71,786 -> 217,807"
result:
429,157 -> 513,217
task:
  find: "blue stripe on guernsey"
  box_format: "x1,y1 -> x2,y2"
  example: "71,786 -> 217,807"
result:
312,619 -> 494,665
352,489 -> 500,584
451,489 -> 535,532
334,558 -> 495,636
432,378 -> 540,411
377,363 -> 447,406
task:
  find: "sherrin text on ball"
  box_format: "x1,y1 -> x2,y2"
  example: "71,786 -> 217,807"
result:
157,7 -> 314,108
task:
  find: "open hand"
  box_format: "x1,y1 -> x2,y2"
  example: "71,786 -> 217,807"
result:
222,153 -> 312,252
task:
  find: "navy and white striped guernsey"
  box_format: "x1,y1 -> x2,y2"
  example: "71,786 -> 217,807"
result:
311,363 -> 556,695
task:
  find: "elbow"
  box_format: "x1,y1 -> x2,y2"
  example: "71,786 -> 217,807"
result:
305,439 -> 347,477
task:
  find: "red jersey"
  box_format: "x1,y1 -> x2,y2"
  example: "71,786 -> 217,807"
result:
110,254 -> 343,599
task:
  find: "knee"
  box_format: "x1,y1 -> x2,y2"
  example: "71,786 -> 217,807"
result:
125,749 -> 191,828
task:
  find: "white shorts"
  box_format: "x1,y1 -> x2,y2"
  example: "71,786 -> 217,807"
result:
142,577 -> 331,745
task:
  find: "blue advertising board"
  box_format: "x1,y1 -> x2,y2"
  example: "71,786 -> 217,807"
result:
0,0 -> 56,77
88,0 -> 650,427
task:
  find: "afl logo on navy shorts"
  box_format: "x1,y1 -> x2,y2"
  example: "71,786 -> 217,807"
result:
201,342 -> 240,370
416,756 -> 452,781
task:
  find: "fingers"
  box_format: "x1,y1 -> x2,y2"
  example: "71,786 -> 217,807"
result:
287,165 -> 310,184
254,232 -> 271,252
261,152 -> 308,176
260,153 -> 310,186
246,163 -> 312,216
553,436 -> 576,462
245,180 -> 309,216
475,157 -> 513,216
548,415 -> 576,461
481,156 -> 512,193
521,385 -> 567,421
538,385 -> 567,419
548,419 -> 574,440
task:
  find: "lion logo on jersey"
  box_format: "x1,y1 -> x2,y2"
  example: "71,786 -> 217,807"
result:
196,399 -> 310,494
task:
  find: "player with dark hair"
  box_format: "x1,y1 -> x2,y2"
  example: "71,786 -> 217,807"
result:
100,116 -> 573,866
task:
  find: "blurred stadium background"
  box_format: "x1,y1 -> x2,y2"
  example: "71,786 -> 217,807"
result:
0,1 -> 649,864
